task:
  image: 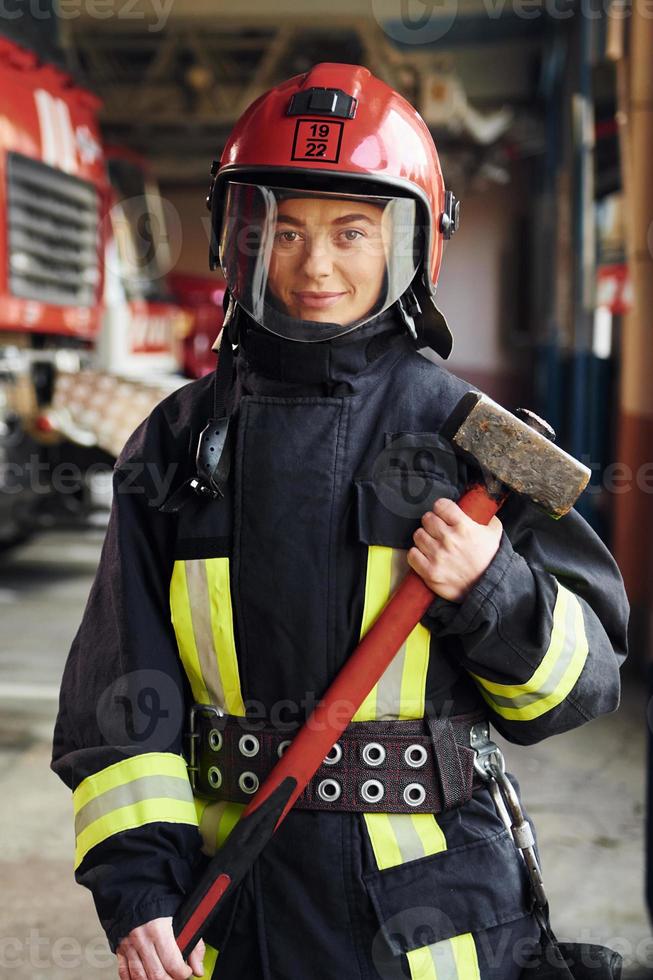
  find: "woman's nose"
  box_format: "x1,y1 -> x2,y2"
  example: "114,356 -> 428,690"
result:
301,238 -> 334,278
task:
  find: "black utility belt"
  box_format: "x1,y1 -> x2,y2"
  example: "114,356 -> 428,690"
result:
185,704 -> 488,814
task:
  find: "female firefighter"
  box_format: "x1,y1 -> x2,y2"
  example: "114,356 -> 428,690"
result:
52,63 -> 628,980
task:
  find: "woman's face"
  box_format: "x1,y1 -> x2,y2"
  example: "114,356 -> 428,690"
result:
266,196 -> 389,326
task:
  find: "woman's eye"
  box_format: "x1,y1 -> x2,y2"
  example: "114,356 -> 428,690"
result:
276,230 -> 300,244
338,229 -> 365,243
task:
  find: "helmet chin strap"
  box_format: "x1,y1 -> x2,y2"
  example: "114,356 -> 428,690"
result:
395,290 -> 420,341
159,300 -> 240,513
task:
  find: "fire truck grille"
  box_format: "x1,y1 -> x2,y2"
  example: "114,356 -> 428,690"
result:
7,152 -> 100,307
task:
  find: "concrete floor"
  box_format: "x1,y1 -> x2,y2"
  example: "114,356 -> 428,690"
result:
0,525 -> 651,979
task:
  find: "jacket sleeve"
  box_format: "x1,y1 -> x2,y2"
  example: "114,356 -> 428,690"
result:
423,495 -> 629,745
51,423 -> 204,951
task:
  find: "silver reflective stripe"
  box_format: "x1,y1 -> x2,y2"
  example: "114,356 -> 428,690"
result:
487,594 -> 578,709
185,559 -> 227,708
429,940 -> 458,980
390,814 -> 431,864
74,774 -> 193,837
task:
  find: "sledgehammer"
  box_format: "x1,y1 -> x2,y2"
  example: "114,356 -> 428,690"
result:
173,392 -> 591,957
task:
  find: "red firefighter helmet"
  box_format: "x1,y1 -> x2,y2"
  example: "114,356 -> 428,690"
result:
207,63 -> 459,355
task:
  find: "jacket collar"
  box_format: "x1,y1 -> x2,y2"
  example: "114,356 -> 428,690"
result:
236,309 -> 409,388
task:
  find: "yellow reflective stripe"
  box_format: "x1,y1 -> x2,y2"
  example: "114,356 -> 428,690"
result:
407,944 -> 438,980
472,584 -> 570,699
75,798 -> 198,869
398,623 -> 431,720
354,546 -> 393,720
216,801 -> 243,848
407,934 -> 480,980
170,561 -> 210,704
409,813 -> 447,857
354,546 -> 431,721
451,933 -> 480,978
205,558 -> 246,716
199,945 -> 218,979
197,800 -> 245,856
73,753 -> 189,813
363,813 -> 446,870
194,797 -> 210,825
471,583 -> 589,721
363,813 -> 403,869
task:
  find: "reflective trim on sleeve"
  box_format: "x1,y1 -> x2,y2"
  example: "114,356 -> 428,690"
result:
170,558 -> 246,716
406,933 -> 480,980
470,582 -> 590,721
354,546 -> 431,721
73,752 -> 190,811
72,753 -> 197,869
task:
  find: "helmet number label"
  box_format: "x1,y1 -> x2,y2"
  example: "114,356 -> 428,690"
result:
291,119 -> 344,163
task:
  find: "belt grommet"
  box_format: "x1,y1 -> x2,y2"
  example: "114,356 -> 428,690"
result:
323,742 -> 342,766
317,778 -> 342,803
238,771 -> 259,795
207,766 -> 222,789
360,779 -> 385,804
404,744 -> 428,769
277,739 -> 292,758
208,729 -> 223,752
362,742 -> 386,767
238,733 -> 260,758
404,782 -> 426,807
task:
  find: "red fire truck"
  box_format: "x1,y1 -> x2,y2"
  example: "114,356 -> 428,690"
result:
0,29 -> 190,547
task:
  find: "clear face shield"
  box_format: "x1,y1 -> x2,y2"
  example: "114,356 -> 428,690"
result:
218,182 -> 422,343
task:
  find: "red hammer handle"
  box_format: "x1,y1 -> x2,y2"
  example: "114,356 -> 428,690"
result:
243,482 -> 505,825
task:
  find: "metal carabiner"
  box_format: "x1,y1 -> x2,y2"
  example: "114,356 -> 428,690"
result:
470,723 -> 548,912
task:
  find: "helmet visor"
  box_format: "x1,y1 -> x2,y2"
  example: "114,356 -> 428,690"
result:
219,182 -> 420,343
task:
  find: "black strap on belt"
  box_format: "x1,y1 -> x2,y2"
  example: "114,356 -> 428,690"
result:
186,707 -> 486,815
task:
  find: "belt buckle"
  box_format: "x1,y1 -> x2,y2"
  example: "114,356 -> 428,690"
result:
186,703 -> 225,793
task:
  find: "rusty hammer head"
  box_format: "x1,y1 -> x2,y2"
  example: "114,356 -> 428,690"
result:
443,392 -> 591,518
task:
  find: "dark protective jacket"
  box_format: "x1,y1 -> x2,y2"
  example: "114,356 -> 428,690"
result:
52,310 -> 629,980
